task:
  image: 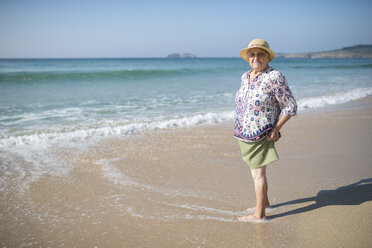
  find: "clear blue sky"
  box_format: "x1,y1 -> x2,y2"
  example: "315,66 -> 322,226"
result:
1,0 -> 371,58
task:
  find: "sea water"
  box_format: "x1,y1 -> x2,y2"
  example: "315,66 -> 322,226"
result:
0,57 -> 372,174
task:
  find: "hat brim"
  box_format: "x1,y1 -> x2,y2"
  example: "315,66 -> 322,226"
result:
240,47 -> 275,62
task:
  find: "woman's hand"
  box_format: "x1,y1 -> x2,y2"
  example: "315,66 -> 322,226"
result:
266,114 -> 292,141
266,127 -> 280,141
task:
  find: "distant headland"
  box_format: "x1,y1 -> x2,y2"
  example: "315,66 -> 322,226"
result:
277,44 -> 372,58
166,53 -> 197,58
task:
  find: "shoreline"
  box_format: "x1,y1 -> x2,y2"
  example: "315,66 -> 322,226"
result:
1,96 -> 372,247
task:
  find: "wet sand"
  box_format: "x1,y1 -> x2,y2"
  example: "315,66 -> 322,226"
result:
1,97 -> 372,247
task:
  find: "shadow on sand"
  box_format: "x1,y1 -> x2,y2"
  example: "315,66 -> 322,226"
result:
269,178 -> 372,219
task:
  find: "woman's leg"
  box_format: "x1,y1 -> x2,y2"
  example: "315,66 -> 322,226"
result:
238,165 -> 269,221
251,165 -> 269,218
238,166 -> 270,221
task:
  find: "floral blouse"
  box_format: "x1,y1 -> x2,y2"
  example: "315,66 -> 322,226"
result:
234,66 -> 297,142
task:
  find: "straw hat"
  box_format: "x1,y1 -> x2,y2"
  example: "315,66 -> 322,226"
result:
240,39 -> 275,62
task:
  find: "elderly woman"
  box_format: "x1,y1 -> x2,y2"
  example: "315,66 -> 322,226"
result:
235,39 -> 297,222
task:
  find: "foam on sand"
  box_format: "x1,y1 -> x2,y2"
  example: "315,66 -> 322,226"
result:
298,87 -> 372,110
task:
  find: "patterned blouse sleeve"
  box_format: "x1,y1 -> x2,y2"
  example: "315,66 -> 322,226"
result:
273,73 -> 298,116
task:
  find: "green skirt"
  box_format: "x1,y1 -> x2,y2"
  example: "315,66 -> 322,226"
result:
238,137 -> 279,169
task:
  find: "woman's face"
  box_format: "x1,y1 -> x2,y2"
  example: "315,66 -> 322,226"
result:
248,48 -> 270,72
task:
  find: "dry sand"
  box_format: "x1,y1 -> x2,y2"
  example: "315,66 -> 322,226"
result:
1,98 -> 372,247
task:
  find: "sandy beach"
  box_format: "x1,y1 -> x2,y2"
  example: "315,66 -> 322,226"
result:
1,97 -> 372,247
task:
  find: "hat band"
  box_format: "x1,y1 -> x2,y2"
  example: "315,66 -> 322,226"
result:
248,43 -> 269,49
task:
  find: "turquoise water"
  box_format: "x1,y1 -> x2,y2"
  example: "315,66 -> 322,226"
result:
1,58 -> 372,148
0,57 -> 372,204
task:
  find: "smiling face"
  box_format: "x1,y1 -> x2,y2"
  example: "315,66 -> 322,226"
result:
248,48 -> 270,73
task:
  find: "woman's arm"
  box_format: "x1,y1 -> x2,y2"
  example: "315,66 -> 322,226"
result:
266,114 -> 292,141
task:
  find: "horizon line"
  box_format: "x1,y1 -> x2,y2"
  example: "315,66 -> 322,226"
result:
0,56 -> 370,60
0,56 -> 240,59
1,43 -> 371,60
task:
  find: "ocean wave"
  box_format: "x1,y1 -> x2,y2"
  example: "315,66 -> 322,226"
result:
1,87 -> 371,148
0,68 -> 214,83
0,111 -> 234,148
298,87 -> 372,109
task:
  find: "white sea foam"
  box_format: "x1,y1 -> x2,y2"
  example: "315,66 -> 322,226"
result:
236,217 -> 271,224
0,111 -> 234,149
0,111 -> 235,193
297,87 -> 372,110
164,213 -> 249,223
0,143 -> 73,195
165,202 -> 246,216
97,158 -> 224,202
186,215 -> 238,223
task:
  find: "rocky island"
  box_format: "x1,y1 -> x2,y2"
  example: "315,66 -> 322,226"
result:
277,44 -> 372,58
167,53 -> 197,58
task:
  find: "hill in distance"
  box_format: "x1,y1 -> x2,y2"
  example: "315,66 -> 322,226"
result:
277,44 -> 372,58
167,53 -> 196,58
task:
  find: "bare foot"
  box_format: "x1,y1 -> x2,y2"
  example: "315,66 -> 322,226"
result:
237,214 -> 269,223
